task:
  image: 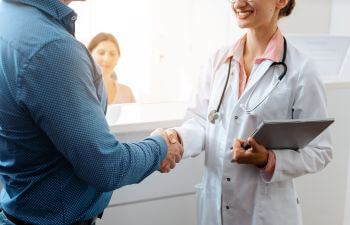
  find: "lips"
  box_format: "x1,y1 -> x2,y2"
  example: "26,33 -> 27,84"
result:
237,10 -> 253,19
101,64 -> 113,68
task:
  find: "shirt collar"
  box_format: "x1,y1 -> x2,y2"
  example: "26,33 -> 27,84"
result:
8,0 -> 77,35
225,29 -> 284,64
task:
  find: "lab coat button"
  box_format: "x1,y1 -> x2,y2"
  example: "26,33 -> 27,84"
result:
234,116 -> 239,120
226,178 -> 231,182
226,205 -> 230,210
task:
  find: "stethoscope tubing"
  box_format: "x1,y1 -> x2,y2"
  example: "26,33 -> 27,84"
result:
244,37 -> 288,112
215,55 -> 233,114
209,37 -> 288,123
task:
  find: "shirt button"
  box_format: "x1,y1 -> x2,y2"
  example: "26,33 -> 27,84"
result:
226,178 -> 231,182
234,116 -> 239,120
71,15 -> 77,21
226,205 -> 230,210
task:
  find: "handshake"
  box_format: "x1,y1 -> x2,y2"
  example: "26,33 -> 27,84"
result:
151,128 -> 184,173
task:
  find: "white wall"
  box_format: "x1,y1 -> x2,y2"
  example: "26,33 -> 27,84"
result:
70,0 -> 242,104
331,0 -> 350,35
330,0 -> 350,224
296,84 -> 350,225
345,143 -> 350,225
279,0 -> 332,34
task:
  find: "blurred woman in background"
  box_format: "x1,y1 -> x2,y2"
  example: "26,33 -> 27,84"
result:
88,32 -> 135,104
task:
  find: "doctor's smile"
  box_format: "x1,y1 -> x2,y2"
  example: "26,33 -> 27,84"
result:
231,1 -> 255,20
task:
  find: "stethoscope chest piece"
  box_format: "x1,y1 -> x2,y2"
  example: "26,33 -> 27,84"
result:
208,110 -> 219,124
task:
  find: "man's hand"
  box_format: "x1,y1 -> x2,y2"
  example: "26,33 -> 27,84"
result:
151,128 -> 184,173
231,137 -> 269,167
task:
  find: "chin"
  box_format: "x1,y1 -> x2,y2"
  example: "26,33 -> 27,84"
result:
237,21 -> 251,29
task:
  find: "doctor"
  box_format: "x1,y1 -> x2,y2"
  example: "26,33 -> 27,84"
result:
163,0 -> 333,224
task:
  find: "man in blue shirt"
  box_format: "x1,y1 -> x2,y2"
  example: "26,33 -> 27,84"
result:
0,0 -> 183,224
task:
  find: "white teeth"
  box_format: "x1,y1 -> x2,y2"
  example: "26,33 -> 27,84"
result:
238,11 -> 252,16
237,11 -> 252,18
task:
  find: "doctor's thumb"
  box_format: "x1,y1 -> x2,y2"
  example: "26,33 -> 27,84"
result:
168,133 -> 178,144
248,137 -> 259,149
166,129 -> 179,144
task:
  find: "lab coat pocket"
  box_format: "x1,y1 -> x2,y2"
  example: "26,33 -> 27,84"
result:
258,86 -> 292,120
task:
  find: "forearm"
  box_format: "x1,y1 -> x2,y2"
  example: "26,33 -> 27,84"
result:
116,136 -> 167,187
72,135 -> 167,192
174,119 -> 205,158
261,133 -> 332,183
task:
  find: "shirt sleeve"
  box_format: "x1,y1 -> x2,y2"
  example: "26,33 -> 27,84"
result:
18,38 -> 167,192
260,150 -> 276,180
173,55 -> 215,158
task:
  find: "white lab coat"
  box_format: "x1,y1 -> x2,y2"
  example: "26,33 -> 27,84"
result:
175,41 -> 333,225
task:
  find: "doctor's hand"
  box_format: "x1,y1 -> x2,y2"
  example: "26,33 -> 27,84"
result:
231,138 -> 269,168
151,128 -> 184,173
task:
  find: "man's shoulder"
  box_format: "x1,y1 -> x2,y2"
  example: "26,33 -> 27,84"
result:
0,1 -> 77,61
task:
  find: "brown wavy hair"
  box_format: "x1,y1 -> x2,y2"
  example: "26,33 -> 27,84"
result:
279,0 -> 295,18
88,32 -> 121,56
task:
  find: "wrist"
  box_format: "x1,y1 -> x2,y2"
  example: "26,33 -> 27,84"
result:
149,135 -> 168,161
257,150 -> 269,168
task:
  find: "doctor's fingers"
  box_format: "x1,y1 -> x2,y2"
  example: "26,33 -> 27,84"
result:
231,139 -> 245,152
232,147 -> 245,161
166,129 -> 179,144
230,139 -> 244,151
166,148 -> 180,165
152,128 -> 171,146
167,143 -> 182,163
233,149 -> 258,164
174,142 -> 184,162
233,138 -> 244,146
248,137 -> 267,153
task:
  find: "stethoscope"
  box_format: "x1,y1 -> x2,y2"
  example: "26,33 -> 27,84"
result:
208,37 -> 288,124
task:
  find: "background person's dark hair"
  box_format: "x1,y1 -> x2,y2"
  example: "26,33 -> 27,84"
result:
88,32 -> 121,56
279,0 -> 295,18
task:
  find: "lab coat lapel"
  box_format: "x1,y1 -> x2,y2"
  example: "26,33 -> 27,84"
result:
214,60 -> 239,108
215,61 -> 239,129
227,61 -> 240,102
238,60 -> 273,103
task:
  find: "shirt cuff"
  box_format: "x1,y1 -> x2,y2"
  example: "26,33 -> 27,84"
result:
262,150 -> 276,174
146,135 -> 168,161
